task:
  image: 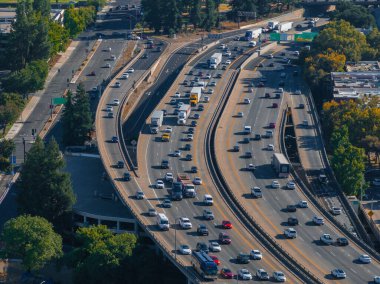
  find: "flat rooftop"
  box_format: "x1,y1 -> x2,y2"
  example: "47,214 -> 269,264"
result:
64,155 -> 133,219
346,61 -> 380,72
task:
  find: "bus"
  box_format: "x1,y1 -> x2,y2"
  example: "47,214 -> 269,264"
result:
191,251 -> 218,280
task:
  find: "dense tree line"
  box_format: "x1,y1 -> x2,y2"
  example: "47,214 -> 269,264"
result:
330,1 -> 376,29
64,6 -> 96,38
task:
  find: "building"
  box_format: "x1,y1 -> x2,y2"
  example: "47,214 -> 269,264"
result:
331,61 -> 380,101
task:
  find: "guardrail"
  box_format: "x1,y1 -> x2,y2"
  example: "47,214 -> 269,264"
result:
279,107 -> 380,264
205,55 -> 323,283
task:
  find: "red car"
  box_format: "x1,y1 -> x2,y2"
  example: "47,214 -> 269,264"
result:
221,268 -> 234,279
219,232 -> 232,244
269,122 -> 276,128
210,255 -> 220,266
222,220 -> 232,229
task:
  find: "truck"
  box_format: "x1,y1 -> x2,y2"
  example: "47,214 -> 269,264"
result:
272,153 -> 290,178
208,53 -> 222,69
178,104 -> 191,119
190,87 -> 203,106
177,173 -> 196,198
171,181 -> 183,200
191,251 -> 218,280
150,110 -> 163,134
268,21 -> 279,30
244,28 -> 262,41
277,22 -> 293,32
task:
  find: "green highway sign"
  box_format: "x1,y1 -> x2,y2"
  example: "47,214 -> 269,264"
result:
52,97 -> 67,105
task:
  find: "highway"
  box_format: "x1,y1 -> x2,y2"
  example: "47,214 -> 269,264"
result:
214,43 -> 380,282
139,38 -> 302,282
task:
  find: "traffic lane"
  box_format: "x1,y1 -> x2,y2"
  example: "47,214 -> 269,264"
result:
144,56 -> 298,280
224,61 -> 380,280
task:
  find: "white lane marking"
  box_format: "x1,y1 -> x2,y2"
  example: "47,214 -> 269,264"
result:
349,268 -> 356,274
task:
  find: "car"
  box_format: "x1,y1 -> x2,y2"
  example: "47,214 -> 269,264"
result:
111,136 -> 119,143
284,228 -> 297,239
243,98 -> 251,104
298,200 -> 308,208
191,120 -> 197,127
216,73 -> 222,78
288,216 -> 299,226
225,60 -> 231,65
198,71 -> 203,76
127,68 -> 134,73
238,269 -> 252,280
193,113 -> 200,119
298,103 -> 305,109
258,81 -> 265,87
251,187 -> 262,198
185,154 -> 192,161
106,106 -> 114,112
267,144 -> 274,151
286,181 -> 296,189
183,143 -> 192,151
174,92 -> 181,98
116,161 -> 124,168
142,53 -> 148,59
312,216 -> 324,225
204,96 -> 210,102
164,127 -> 173,133
197,224 -> 209,236
336,237 -> 349,246
237,112 -> 244,117
250,249 -> 262,260
188,70 -> 193,75
179,244 -> 191,255
320,233 -> 333,245
121,73 -> 129,79
204,194 -> 213,205
183,80 -> 188,86
245,151 -> 252,158
272,103 -> 278,108
269,62 -> 274,67
136,190 -> 145,199
219,232 -> 231,244
237,253 -> 250,264
287,205 -> 297,212
221,268 -> 234,279
165,172 -> 174,182
331,207 -> 342,215
359,254 -> 371,263
177,102 -> 184,108
210,255 -> 220,265
247,164 -> 256,171
179,217 -> 192,229
207,88 -> 213,94
256,269 -> 270,280
254,134 -> 261,140
198,104 -> 204,111
293,70 -> 299,76
233,144 -> 240,152
222,220 -> 232,229
191,166 -> 198,173
258,63 -> 264,67
196,242 -> 209,253
374,276 -> 380,284
209,242 -> 222,252
105,63 -> 111,68
295,90 -> 301,95
331,269 -> 346,279
148,208 -> 157,216
269,122 -> 276,128
209,81 -> 216,86
123,172 -> 131,181
156,179 -> 165,189
188,127 -> 194,134
205,74 -> 211,79
273,271 -> 286,282
187,134 -> 194,141
203,209 -> 214,220
272,180 -> 280,188
107,111 -> 114,118
161,160 -> 169,169
162,198 -> 172,208
172,150 -> 182,157
193,177 -> 202,185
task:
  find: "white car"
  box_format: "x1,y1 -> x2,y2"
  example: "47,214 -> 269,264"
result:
165,172 -> 174,182
374,276 -> 380,283
136,190 -> 145,199
121,73 -> 129,79
250,249 -> 262,260
177,102 -> 184,108
207,88 -> 214,94
243,98 -> 251,104
284,228 -> 297,239
156,180 -> 164,189
112,99 -> 120,106
267,144 -> 274,151
209,81 -> 216,87
179,217 -> 192,229
106,106 -> 113,112
359,254 -> 371,263
127,68 -> 134,73
237,112 -> 244,117
187,134 -> 193,141
174,92 -> 181,98
164,127 -> 173,133
225,60 -> 231,65
251,187 -> 262,198
320,233 -> 333,245
105,63 -> 111,68
331,269 -> 346,279
205,74 -> 211,79
204,194 -> 213,205
298,200 -> 308,208
312,216 -> 324,225
193,177 -> 202,185
173,150 -> 182,157
179,244 -> 191,255
256,269 -> 270,280
209,241 -> 221,252
238,269 -> 252,280
273,271 -> 286,282
272,180 -> 280,188
286,181 -> 296,189
295,90 -> 301,95
331,207 -> 342,215
115,81 -> 121,88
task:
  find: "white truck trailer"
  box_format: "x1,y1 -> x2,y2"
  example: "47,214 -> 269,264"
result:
244,28 -> 262,40
209,53 -> 222,69
177,104 -> 191,125
272,153 -> 290,178
190,87 -> 203,106
150,110 -> 163,134
277,22 -> 293,32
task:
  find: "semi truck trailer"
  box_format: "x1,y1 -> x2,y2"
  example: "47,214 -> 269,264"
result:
208,53 -> 222,69
190,87 -> 203,106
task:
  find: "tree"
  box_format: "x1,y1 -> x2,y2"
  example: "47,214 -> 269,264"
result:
62,84 -> 92,146
33,0 -> 50,18
64,6 -> 96,38
331,2 -> 375,28
203,0 -> 217,31
141,0 -> 162,33
189,0 -> 202,29
161,0 -> 180,34
48,21 -> 70,56
0,105 -> 19,134
66,225 -> 137,283
17,137 -> 76,223
0,139 -> 15,172
1,215 -> 62,271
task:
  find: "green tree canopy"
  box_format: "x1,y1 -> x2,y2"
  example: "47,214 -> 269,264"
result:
331,1 -> 375,28
1,215 -> 62,271
17,137 -> 76,222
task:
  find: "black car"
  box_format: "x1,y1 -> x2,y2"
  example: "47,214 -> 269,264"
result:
142,53 -> 148,59
188,127 -> 194,134
196,242 -> 209,253
185,154 -> 192,161
191,120 -> 197,127
162,109 -> 167,116
254,134 -> 261,140
269,63 -> 274,67
123,172 -> 131,181
197,224 -> 209,236
288,216 -> 299,225
336,237 -> 349,246
216,73 -> 222,78
111,136 -> 119,143
287,205 -> 297,212
198,104 -> 204,111
161,160 -> 169,169
299,103 -> 305,109
117,161 -> 124,168
184,144 -> 191,151
191,166 -> 198,173
237,253 -> 250,264
189,70 -> 193,75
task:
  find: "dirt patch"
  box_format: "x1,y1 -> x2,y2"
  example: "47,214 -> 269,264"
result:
113,41 -> 138,76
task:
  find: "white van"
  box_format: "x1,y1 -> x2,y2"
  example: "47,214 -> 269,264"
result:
156,213 -> 170,231
177,118 -> 186,125
249,41 -> 256,47
203,194 -> 213,205
244,125 -> 252,134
